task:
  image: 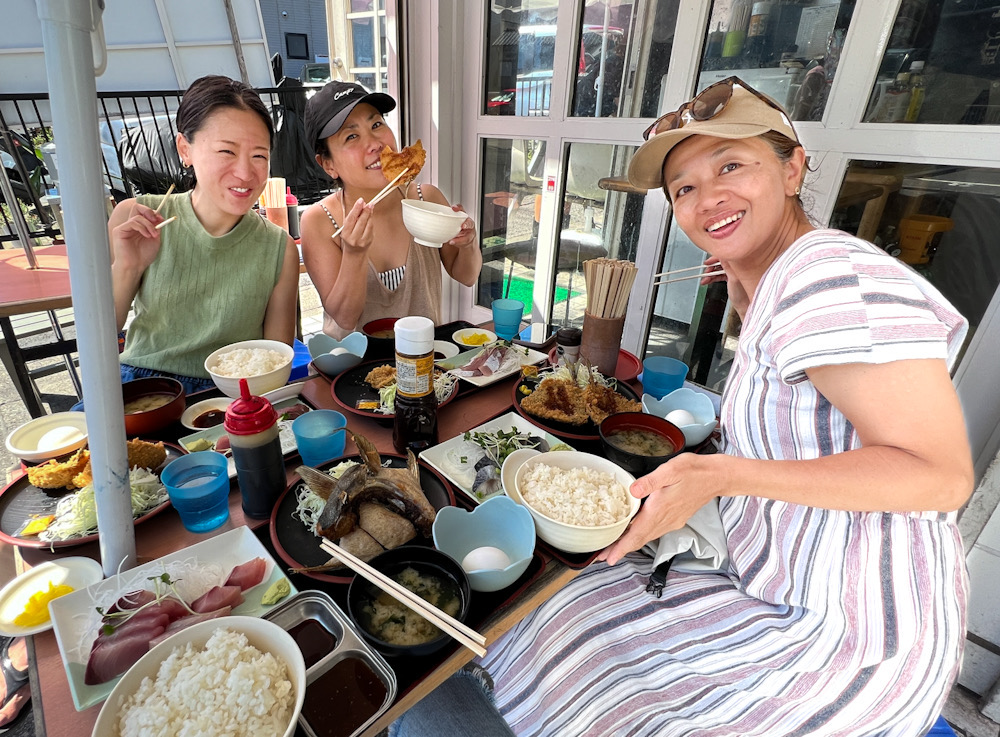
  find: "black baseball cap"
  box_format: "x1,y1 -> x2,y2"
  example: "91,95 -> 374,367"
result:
304,81 -> 396,156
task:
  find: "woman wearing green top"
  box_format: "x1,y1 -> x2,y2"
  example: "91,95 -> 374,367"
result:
108,75 -> 301,394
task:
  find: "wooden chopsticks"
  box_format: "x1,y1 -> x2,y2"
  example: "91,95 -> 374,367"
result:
330,167 -> 411,241
153,183 -> 176,229
319,539 -> 487,657
583,258 -> 639,319
653,263 -> 725,287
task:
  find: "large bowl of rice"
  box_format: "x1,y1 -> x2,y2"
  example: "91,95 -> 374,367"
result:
512,451 -> 639,553
92,616 -> 306,737
205,339 -> 295,398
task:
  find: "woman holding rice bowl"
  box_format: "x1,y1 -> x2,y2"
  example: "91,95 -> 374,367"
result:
395,78 -> 972,737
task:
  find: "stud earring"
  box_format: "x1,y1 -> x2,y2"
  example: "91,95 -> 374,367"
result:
794,185 -> 801,196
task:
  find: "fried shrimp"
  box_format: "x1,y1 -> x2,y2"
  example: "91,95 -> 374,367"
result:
521,378 -> 589,426
27,448 -> 91,490
380,139 -> 425,183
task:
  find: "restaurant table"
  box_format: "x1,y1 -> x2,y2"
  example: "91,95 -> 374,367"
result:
0,244 -> 77,417
21,371 -> 584,736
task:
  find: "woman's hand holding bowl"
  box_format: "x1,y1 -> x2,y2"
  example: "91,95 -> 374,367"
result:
597,452 -> 723,566
447,204 -> 477,249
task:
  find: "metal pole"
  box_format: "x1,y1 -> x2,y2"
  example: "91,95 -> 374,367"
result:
0,142 -> 38,267
36,0 -> 135,576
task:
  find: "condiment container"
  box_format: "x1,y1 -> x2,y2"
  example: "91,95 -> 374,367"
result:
286,186 -> 300,239
555,327 -> 582,366
392,316 -> 438,454
224,378 -> 285,519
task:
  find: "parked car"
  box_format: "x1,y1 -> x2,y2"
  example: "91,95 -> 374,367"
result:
299,63 -> 332,85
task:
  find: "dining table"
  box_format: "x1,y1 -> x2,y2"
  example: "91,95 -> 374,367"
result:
0,244 -> 77,418
17,354 -> 605,737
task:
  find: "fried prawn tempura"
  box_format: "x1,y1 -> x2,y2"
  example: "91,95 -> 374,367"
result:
71,440 -> 168,489
365,365 -> 397,390
380,139 -> 425,183
520,378 -> 589,426
583,384 -> 642,425
26,448 -> 90,490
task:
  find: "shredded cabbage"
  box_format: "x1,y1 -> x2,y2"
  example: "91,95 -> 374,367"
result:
293,460 -> 359,536
39,468 -> 168,542
376,372 -> 457,414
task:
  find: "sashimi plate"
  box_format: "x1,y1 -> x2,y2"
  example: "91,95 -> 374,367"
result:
436,345 -> 549,388
49,525 -> 297,711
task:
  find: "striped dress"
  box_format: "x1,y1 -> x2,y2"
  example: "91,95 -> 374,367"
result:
481,230 -> 969,737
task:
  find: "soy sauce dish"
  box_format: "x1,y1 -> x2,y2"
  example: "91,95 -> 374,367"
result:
180,397 -> 233,431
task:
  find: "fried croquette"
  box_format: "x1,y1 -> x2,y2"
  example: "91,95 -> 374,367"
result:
380,140 -> 425,183
365,365 -> 397,390
520,378 -> 589,426
583,383 -> 642,425
27,448 -> 90,490
71,439 -> 167,489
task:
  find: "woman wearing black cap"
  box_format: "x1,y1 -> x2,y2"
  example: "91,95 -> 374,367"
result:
424,78 -> 970,737
300,82 -> 482,339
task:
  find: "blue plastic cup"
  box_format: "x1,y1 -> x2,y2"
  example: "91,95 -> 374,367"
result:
292,409 -> 347,467
492,298 -> 525,341
642,356 -> 689,400
160,451 -> 231,533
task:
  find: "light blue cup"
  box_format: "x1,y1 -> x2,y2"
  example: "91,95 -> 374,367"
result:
491,298 -> 525,341
641,356 -> 689,400
432,496 -> 535,592
292,409 -> 347,467
160,451 -> 231,533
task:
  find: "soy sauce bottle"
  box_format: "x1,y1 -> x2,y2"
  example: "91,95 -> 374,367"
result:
224,379 -> 285,519
392,316 -> 438,454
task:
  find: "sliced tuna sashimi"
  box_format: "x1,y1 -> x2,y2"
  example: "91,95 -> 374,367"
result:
224,558 -> 267,591
96,612 -> 169,642
149,606 -> 232,648
105,589 -> 156,614
190,585 -> 244,614
85,626 -> 165,685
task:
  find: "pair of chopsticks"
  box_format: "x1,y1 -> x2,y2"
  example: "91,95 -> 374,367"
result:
583,258 -> 639,319
653,263 -> 725,286
330,167 -> 410,241
154,183 -> 176,230
319,539 -> 487,657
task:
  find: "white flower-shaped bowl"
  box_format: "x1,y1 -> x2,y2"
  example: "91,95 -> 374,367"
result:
641,388 -> 717,447
307,332 -> 368,376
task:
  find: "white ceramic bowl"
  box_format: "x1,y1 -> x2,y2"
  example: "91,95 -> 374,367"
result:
204,339 -> 295,398
307,332 -> 367,376
513,451 -> 639,554
433,340 -> 459,360
642,388 -> 717,447
180,397 -> 233,431
4,412 -> 88,462
91,616 -> 306,737
401,199 -> 468,247
452,327 -> 497,348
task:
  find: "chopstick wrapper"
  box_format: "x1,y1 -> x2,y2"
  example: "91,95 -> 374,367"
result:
642,498 -> 729,574
580,311 -> 624,377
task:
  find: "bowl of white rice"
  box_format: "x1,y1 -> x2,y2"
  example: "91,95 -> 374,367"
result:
92,616 -> 306,737
205,339 -> 295,398
512,451 -> 639,553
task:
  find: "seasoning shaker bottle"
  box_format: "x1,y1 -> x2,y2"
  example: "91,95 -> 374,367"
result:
224,378 -> 286,519
555,327 -> 582,367
392,316 -> 438,454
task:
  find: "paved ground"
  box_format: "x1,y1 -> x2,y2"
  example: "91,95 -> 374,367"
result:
0,273 -> 995,736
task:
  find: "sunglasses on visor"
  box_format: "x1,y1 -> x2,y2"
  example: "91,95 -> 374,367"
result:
642,76 -> 787,141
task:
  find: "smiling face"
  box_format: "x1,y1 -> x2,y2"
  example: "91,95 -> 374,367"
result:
316,102 -> 397,191
663,134 -> 807,267
175,107 -> 271,227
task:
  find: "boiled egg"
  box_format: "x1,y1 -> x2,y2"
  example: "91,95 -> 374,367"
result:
329,347 -> 350,356
35,426 -> 85,452
665,409 -> 696,427
461,546 -> 512,573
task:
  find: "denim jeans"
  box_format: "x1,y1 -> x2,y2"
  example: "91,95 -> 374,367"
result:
71,364 -> 216,411
388,665 -> 514,737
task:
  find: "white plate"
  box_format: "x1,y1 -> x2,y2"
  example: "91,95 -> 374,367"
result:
0,557 -> 104,636
420,411 -> 574,505
433,340 -> 459,360
437,345 -> 549,388
452,327 -> 497,348
49,525 -> 298,711
177,397 -> 310,479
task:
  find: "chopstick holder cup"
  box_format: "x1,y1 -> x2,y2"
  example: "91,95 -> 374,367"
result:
580,311 -> 625,377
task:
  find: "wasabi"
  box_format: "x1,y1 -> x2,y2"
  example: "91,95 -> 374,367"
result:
261,577 -> 291,605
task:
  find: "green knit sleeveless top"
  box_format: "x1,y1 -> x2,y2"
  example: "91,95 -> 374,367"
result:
120,191 -> 287,379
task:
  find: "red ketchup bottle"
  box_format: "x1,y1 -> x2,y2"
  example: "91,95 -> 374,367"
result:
224,379 -> 285,519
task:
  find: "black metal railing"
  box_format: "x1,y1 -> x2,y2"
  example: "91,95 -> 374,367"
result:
0,82 -> 334,245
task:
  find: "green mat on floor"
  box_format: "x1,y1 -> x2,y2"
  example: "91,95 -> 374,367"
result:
503,276 -> 573,306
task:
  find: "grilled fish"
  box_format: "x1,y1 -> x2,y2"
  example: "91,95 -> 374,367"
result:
297,430 -> 436,541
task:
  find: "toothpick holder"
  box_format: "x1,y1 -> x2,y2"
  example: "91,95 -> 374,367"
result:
580,311 -> 624,377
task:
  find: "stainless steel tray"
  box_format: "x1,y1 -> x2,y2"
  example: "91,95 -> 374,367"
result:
265,590 -> 397,737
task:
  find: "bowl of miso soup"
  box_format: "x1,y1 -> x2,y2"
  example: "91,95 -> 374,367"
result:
362,318 -> 399,361
122,377 -> 186,436
599,412 -> 685,477
347,545 -> 471,658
